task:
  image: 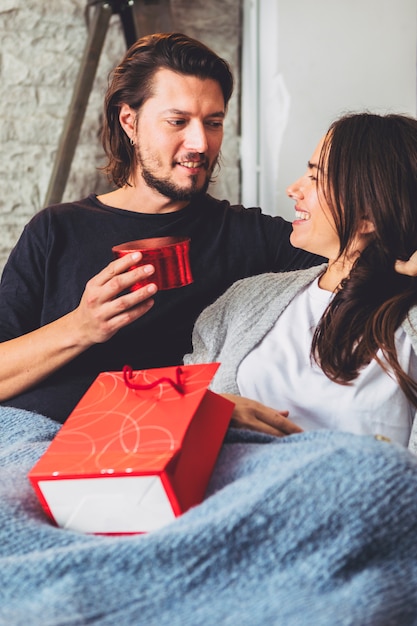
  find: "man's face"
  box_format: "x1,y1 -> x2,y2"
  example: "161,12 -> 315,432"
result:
133,68 -> 226,201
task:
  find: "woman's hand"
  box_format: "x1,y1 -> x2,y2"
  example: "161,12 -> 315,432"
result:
220,394 -> 303,437
395,251 -> 417,276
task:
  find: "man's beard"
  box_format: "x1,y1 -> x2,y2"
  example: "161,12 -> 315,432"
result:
135,146 -> 216,202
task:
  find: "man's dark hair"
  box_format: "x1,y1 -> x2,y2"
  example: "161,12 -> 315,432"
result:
102,32 -> 234,187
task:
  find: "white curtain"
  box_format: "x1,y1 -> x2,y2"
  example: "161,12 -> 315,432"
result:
241,0 -> 289,215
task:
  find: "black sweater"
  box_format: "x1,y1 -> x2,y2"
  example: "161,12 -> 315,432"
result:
0,193 -> 323,422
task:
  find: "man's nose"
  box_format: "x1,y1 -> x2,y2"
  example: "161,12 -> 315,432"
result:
183,121 -> 208,153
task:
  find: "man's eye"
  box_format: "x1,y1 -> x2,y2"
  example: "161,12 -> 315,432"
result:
206,121 -> 223,129
168,119 -> 186,126
308,175 -> 317,182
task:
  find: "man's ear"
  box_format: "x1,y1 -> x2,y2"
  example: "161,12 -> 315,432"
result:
119,104 -> 137,142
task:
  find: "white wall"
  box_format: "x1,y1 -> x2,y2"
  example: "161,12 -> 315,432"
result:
241,0 -> 417,220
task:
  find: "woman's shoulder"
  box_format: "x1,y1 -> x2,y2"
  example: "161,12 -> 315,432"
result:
204,265 -> 326,321
403,304 -> 417,341
229,265 -> 326,294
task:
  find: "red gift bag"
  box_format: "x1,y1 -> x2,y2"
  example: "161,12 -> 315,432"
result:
28,363 -> 234,535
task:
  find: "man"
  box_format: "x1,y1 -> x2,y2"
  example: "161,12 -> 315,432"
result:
0,33 -> 323,425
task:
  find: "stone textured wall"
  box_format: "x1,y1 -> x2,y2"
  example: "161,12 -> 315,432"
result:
0,0 -> 241,271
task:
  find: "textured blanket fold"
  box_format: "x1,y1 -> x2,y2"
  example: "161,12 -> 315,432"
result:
1,406 -> 417,625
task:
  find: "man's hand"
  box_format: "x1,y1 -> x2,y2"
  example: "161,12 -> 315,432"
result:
220,394 -> 303,437
72,252 -> 157,348
395,251 -> 417,276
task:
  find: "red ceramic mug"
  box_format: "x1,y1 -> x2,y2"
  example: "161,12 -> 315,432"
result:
112,236 -> 193,291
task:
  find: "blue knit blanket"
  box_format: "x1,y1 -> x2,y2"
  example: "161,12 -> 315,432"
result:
2,406 -> 417,626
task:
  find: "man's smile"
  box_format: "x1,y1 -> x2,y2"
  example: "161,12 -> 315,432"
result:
176,157 -> 209,171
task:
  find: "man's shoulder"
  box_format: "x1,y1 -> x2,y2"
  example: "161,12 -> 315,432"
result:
47,194 -> 97,214
31,194 -> 95,218
26,196 -> 105,233
203,194 -> 290,226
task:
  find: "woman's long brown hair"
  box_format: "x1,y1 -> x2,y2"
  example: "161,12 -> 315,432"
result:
311,113 -> 417,406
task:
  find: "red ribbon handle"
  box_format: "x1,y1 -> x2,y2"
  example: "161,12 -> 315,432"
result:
122,365 -> 185,395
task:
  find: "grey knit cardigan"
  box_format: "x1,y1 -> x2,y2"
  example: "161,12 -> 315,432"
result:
184,265 -> 417,454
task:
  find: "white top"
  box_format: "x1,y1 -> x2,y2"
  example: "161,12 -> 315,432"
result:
237,278 -> 417,445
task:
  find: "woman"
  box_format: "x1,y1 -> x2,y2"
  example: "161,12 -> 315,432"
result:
185,113 -> 417,450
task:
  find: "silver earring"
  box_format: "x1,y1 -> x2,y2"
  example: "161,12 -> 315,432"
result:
130,137 -> 135,146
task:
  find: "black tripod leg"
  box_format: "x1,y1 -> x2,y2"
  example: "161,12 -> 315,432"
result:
118,2 -> 139,47
44,2 -> 113,207
119,0 -> 174,48
130,0 -> 174,41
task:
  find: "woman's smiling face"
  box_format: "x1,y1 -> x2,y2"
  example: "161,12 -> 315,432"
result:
287,136 -> 340,262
